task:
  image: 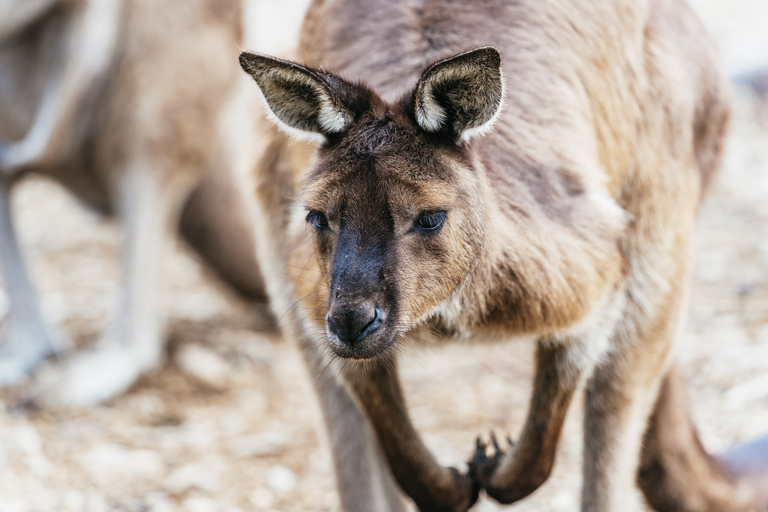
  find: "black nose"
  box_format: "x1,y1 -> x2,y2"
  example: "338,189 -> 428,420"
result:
327,306 -> 382,345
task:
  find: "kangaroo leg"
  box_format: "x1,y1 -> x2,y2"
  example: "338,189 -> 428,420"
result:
31,163 -> 187,406
638,366 -> 767,512
0,177 -> 65,385
342,353 -> 478,512
0,0 -> 120,177
107,165 -> 186,372
179,166 -> 268,303
475,339 -> 595,504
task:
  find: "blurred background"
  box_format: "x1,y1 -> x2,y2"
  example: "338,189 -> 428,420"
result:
0,0 -> 766,511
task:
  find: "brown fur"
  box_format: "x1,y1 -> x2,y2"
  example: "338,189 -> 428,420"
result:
240,0 -> 764,511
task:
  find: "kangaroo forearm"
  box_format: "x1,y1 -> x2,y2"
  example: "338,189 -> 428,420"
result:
486,391 -> 575,502
481,341 -> 584,503
345,358 -> 475,512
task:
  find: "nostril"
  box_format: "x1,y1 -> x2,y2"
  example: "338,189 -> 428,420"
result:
327,314 -> 342,341
359,308 -> 382,341
327,306 -> 382,346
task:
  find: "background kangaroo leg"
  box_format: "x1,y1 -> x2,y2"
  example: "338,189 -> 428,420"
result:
31,163 -> 187,406
476,339 -> 596,504
638,366 -> 768,512
0,0 -> 120,176
0,177 -> 64,385
179,166 -> 269,304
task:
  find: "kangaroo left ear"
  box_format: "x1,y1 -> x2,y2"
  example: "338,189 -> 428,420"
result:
413,47 -> 504,143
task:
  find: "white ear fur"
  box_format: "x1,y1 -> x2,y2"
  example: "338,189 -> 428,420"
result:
414,47 -> 505,143
415,79 -> 449,132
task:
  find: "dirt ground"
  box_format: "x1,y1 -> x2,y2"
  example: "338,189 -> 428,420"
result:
1,1 -> 768,511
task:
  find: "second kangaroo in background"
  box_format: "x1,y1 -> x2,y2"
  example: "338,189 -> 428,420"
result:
0,0 -> 269,406
240,0 -> 768,510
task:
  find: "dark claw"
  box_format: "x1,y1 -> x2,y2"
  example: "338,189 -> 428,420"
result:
490,431 -> 502,454
469,432 -> 518,498
469,436 -> 488,467
468,436 -> 486,482
469,434 -> 504,487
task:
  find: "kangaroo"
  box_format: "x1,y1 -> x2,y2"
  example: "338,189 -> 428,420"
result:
0,0 -> 269,405
239,0 -> 767,511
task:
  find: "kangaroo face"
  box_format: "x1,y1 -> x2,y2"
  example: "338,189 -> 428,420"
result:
301,116 -> 487,358
241,47 -> 503,359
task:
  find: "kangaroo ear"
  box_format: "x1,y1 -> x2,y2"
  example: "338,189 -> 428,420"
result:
239,52 -> 367,143
413,47 -> 504,143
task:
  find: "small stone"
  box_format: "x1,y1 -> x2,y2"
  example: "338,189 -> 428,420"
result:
249,488 -> 274,509
80,444 -> 164,485
183,496 -> 219,512
725,373 -> 768,409
219,411 -> 246,437
165,461 -> 221,494
62,490 -> 85,512
3,498 -> 28,512
123,498 -> 151,512
13,423 -> 51,478
239,334 -> 275,364
175,344 -> 232,390
145,493 -> 174,512
267,465 -> 296,493
236,390 -> 268,416
227,430 -> 289,458
84,494 -> 111,512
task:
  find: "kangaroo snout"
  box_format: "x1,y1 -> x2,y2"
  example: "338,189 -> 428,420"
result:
327,303 -> 383,349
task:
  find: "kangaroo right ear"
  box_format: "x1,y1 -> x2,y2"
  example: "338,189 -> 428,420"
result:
239,52 -> 367,143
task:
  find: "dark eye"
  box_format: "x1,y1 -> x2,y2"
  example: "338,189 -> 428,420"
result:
414,210 -> 447,232
307,210 -> 329,229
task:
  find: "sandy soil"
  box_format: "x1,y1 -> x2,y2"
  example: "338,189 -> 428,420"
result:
1,1 -> 767,511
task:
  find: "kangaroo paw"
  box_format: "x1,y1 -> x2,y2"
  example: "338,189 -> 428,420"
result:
469,432 -> 512,490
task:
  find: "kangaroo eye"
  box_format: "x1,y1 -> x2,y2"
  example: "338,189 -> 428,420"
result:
414,211 -> 447,232
307,210 -> 329,229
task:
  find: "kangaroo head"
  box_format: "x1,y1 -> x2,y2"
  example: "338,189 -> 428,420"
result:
241,47 -> 504,359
